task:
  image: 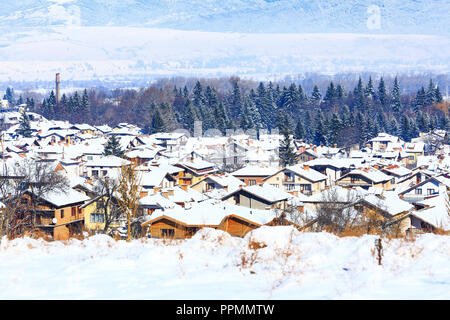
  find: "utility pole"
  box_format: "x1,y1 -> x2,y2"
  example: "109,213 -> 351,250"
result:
56,73 -> 61,104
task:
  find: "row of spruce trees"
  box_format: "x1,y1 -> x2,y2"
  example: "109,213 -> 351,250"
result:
15,76 -> 449,148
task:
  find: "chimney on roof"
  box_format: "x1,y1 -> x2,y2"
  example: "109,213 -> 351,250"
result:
55,73 -> 61,104
179,184 -> 189,191
303,164 -> 309,171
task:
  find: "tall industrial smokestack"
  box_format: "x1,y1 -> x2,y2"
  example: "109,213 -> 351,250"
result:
55,73 -> 61,104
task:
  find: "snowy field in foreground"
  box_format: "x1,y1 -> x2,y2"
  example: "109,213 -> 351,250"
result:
0,226 -> 449,300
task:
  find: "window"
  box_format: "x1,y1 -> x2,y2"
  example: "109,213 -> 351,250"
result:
284,184 -> 297,191
427,189 -> 435,195
72,207 -> 76,216
102,170 -> 107,176
415,188 -> 422,195
351,176 -> 360,183
161,229 -> 175,238
300,184 -> 311,191
87,156 -> 93,160
91,213 -> 105,223
92,170 -> 99,177
248,179 -> 256,186
60,209 -> 64,219
206,182 -> 214,191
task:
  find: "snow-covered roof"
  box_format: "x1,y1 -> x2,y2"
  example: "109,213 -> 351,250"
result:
358,191 -> 413,216
285,164 -> 327,182
304,186 -> 368,203
342,168 -> 391,183
85,155 -> 131,167
412,194 -> 450,230
224,183 -> 293,203
143,199 -> 276,227
36,187 -> 91,208
231,165 -> 278,177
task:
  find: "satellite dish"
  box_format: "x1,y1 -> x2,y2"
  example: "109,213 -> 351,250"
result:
52,218 -> 58,224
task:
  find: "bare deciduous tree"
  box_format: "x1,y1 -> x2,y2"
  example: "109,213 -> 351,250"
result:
92,175 -> 122,236
116,162 -> 142,241
0,159 -> 69,239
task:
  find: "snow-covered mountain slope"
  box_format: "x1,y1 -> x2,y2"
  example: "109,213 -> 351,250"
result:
0,227 -> 449,299
0,0 -> 448,35
0,27 -> 448,82
0,1 -> 448,82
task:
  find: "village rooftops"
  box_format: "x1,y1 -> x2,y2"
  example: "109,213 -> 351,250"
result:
303,158 -> 363,169
340,167 -> 392,183
303,186 -> 368,203
223,183 -> 294,204
284,164 -> 328,182
381,164 -> 412,177
368,133 -> 402,143
231,165 -> 278,177
354,191 -> 414,217
142,199 -> 277,228
85,155 -> 131,167
410,194 -> 450,231
27,187 -> 91,208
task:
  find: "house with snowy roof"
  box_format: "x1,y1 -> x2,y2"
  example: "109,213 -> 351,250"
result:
83,155 -> 131,179
175,159 -> 217,185
231,165 -> 279,186
297,148 -> 319,163
302,158 -> 363,186
190,173 -> 246,196
343,191 -> 414,234
221,183 -> 293,210
367,133 -> 403,152
140,199 -> 279,238
336,167 -> 393,190
139,170 -> 178,196
10,187 -> 91,240
263,164 -> 327,196
406,193 -> 450,234
398,175 -> 450,202
380,164 -> 412,185
403,142 -> 425,165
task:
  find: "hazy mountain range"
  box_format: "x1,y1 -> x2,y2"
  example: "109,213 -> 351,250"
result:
0,0 -> 448,85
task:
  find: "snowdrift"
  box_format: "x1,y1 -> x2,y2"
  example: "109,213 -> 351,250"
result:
0,227 -> 449,299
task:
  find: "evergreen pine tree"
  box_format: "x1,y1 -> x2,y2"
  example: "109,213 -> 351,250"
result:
81,89 -> 90,115
150,108 -> 166,133
17,111 -> 32,138
310,85 -> 322,108
365,76 -> 375,98
279,124 -> 298,167
414,86 -> 427,112
388,118 -> 399,136
324,82 -> 337,108
103,135 -> 125,157
390,76 -> 401,113
313,111 -> 327,146
294,119 -> 305,140
435,86 -> 443,103
377,77 -> 388,109
399,114 -> 410,141
426,79 -> 436,106
353,77 -> 366,113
